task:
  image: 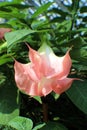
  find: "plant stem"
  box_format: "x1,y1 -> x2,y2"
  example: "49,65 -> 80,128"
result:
42,102 -> 48,122
41,97 -> 48,122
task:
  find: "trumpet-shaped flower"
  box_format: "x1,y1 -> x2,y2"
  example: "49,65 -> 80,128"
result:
14,43 -> 75,96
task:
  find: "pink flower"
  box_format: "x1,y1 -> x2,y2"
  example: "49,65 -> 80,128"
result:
14,43 -> 75,97
0,28 -> 11,39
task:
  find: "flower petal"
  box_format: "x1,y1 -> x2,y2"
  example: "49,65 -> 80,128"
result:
53,78 -> 74,94
29,46 -> 43,79
39,43 -> 72,79
14,60 -> 53,96
29,45 -> 54,78
14,44 -> 75,97
23,77 -> 53,96
14,60 -> 39,81
29,43 -> 72,79
38,43 -> 55,76
38,77 -> 53,96
14,60 -> 41,96
47,50 -> 72,79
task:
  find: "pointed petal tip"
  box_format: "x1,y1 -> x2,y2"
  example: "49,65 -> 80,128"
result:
25,43 -> 30,50
25,43 -> 34,53
66,45 -> 73,54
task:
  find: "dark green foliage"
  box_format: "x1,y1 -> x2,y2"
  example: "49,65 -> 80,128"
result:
0,65 -> 19,124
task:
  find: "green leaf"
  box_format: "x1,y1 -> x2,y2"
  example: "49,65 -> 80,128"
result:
0,42 -> 7,53
5,29 -> 49,50
0,4 -> 31,10
31,2 -> 53,18
5,29 -> 36,48
0,1 -> 28,8
8,116 -> 33,130
34,121 -> 68,130
12,0 -> 24,3
56,20 -> 72,33
0,54 -> 13,65
0,11 -> 25,19
33,96 -> 42,104
33,123 -> 45,130
7,18 -> 28,29
31,20 -> 48,29
66,80 -> 87,114
52,93 -> 60,101
0,79 -> 19,124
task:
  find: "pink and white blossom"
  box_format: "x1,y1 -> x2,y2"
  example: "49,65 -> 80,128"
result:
14,43 -> 75,97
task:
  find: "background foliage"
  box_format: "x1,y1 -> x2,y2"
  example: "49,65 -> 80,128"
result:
0,0 -> 87,129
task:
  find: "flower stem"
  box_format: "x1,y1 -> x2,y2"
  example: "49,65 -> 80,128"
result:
41,97 -> 48,122
42,102 -> 48,122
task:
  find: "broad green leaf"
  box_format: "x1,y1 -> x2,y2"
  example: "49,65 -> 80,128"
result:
66,80 -> 87,114
8,116 -> 33,130
0,79 -> 19,124
34,121 -> 68,130
31,2 -> 53,18
5,29 -> 49,49
5,29 -> 36,48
